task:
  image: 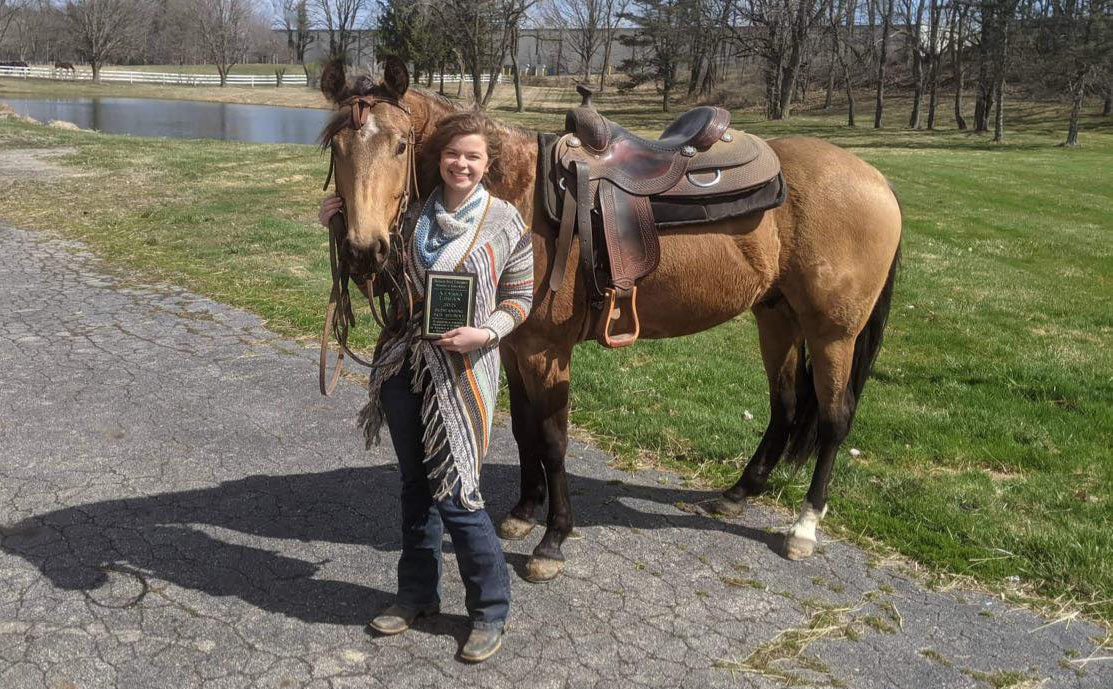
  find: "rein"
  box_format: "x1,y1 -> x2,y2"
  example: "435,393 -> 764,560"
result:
319,95 -> 420,396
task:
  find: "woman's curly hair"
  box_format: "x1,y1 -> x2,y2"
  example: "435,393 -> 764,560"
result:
420,111 -> 504,194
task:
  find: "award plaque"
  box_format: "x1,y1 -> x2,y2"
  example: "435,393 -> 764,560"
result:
422,271 -> 478,339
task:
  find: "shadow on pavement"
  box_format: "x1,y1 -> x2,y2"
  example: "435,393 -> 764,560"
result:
1,464 -> 776,626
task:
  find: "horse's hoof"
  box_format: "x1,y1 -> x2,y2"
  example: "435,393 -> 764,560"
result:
785,535 -> 816,561
524,556 -> 564,583
497,515 -> 536,541
709,496 -> 746,517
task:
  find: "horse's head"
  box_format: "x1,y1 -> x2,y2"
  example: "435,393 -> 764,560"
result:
319,58 -> 415,272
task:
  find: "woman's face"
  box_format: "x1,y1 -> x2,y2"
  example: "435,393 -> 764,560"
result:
439,133 -> 490,197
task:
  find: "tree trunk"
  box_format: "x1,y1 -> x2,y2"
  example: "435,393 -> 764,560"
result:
991,13 -> 1009,143
776,10 -> 811,120
909,49 -> 923,128
439,60 -> 445,96
556,33 -> 563,76
1103,76 -> 1112,115
765,54 -> 783,120
992,74 -> 1004,143
927,58 -> 939,128
599,30 -> 613,92
512,27 -> 524,113
1064,72 -> 1085,147
687,49 -> 704,98
974,8 -> 992,133
455,50 -> 464,98
926,0 -> 941,129
472,68 -> 483,106
908,0 -> 925,129
219,66 -> 227,87
91,60 -> 100,83
874,0 -> 893,128
845,62 -> 855,127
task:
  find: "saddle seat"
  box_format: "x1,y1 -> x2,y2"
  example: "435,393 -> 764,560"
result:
547,86 -> 785,348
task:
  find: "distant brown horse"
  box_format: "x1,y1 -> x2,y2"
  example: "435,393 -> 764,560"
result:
54,62 -> 76,78
318,59 -> 902,582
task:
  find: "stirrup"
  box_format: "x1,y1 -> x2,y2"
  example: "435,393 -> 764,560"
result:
601,286 -> 640,348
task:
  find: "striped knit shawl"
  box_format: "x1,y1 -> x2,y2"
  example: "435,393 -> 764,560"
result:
359,185 -> 531,510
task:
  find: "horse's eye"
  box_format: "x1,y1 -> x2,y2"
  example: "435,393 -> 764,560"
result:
395,140 -> 407,155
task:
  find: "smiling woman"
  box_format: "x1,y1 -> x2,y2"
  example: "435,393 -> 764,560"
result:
315,58 -> 534,663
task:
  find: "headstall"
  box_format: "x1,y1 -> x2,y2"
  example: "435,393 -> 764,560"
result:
319,94 -> 419,396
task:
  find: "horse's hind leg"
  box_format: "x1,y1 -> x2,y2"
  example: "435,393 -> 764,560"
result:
714,302 -> 802,515
498,353 -> 546,540
784,334 -> 858,560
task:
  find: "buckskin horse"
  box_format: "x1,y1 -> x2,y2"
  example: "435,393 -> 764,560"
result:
317,59 -> 902,582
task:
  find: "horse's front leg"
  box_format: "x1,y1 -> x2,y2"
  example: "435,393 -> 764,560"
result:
498,339 -> 574,582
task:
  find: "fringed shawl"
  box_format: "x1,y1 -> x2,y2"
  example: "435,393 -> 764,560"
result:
359,185 -> 534,510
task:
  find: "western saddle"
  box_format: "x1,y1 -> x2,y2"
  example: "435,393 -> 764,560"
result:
545,86 -> 785,347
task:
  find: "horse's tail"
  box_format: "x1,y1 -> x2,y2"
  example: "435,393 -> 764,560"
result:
784,191 -> 902,466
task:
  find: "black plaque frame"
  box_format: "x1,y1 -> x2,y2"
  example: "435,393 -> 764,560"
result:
422,271 -> 478,339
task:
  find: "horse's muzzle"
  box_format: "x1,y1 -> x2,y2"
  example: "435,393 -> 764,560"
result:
344,237 -> 388,277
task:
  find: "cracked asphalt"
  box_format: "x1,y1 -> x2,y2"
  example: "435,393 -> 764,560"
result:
0,222 -> 1109,689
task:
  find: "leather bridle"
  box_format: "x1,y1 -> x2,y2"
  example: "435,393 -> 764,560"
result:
319,94 -> 419,396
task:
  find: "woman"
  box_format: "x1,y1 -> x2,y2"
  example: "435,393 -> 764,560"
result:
319,112 -> 533,663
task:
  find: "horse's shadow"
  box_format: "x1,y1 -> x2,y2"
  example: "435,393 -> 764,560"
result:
0,464 -> 776,627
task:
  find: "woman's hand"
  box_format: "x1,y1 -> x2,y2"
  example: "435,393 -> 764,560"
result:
436,327 -> 493,354
318,194 -> 343,229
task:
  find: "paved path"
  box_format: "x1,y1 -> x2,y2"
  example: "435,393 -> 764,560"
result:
0,224 -> 1108,689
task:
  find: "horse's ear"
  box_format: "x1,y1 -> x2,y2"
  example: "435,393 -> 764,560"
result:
382,58 -> 410,99
320,57 -> 348,104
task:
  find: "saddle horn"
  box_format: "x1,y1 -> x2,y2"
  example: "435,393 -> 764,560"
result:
576,84 -> 595,108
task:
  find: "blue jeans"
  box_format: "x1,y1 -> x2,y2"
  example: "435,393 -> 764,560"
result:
379,364 -> 510,630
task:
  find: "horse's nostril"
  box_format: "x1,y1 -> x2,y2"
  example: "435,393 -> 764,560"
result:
373,237 -> 390,266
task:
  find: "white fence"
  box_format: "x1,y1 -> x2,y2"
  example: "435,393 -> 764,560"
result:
0,65 -> 503,87
0,65 -> 308,87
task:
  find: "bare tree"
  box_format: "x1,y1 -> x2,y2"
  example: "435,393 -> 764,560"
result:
1103,68 -> 1112,116
1040,0 -> 1112,146
732,0 -> 826,120
831,0 -> 861,126
924,0 -> 943,128
951,0 -> 967,129
437,0 -> 535,108
598,0 -> 629,91
555,0 -> 607,79
64,0 -> 144,82
874,0 -> 894,127
196,0 -> 251,86
990,0 -> 1020,143
274,0 -> 314,78
313,0 -> 373,61
904,0 -> 927,128
0,0 -> 26,49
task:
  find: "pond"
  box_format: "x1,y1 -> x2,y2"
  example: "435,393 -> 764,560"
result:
0,96 -> 330,145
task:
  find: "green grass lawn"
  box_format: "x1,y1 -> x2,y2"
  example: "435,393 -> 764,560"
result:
1,91 -> 1110,626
